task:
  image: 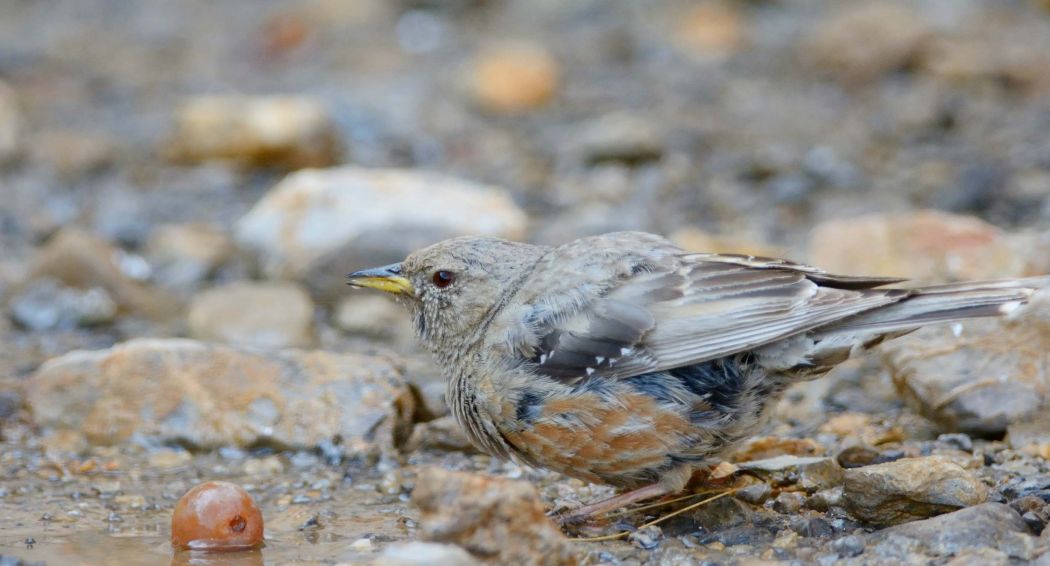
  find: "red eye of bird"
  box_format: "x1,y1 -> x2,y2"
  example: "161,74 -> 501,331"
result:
432,270 -> 455,288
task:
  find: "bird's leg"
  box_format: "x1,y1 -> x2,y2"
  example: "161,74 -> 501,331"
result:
555,482 -> 672,526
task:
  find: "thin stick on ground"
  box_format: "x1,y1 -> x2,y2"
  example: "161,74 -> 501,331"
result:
571,488 -> 741,543
600,489 -> 725,520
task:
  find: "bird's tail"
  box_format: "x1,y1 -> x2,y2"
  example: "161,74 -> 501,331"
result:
817,276 -> 1050,337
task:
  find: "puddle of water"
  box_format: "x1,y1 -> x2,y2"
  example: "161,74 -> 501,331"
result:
0,447 -> 413,565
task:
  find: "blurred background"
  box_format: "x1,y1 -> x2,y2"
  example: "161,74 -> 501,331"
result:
1,0 -> 1050,563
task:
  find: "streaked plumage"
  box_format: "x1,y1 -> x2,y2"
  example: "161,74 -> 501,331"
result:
348,231 -> 1048,521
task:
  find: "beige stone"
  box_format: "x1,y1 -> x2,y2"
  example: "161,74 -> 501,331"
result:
470,42 -> 559,113
189,281 -> 315,349
412,468 -> 578,565
166,95 -> 342,169
27,339 -> 414,455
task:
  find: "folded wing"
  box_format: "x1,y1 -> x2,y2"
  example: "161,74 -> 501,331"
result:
522,253 -> 907,382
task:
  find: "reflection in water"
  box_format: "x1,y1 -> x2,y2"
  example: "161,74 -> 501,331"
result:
172,548 -> 265,566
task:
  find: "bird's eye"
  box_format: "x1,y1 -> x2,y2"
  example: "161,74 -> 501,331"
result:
432,270 -> 455,288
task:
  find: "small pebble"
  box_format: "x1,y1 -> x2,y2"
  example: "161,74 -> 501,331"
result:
772,491 -> 805,514
628,525 -> 663,550
736,483 -> 772,505
830,534 -> 865,558
350,537 -> 374,552
938,433 -> 973,452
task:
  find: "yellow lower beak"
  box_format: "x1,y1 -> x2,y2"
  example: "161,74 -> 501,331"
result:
346,264 -> 415,296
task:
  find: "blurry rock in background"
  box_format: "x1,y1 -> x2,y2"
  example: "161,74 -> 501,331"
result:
882,289 -> 1050,436
670,227 -> 783,258
568,113 -> 664,169
0,79 -> 21,164
9,278 -> 117,331
803,3 -> 930,84
673,1 -> 747,60
334,294 -> 414,348
234,166 -> 527,300
469,42 -> 559,113
30,129 -> 118,180
165,96 -> 343,170
24,228 -> 178,321
1007,411 -> 1050,460
808,210 -> 1038,283
188,281 -> 316,349
146,223 -> 235,291
27,338 -> 414,456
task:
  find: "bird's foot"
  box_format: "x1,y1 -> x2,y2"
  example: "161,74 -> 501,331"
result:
551,483 -> 672,527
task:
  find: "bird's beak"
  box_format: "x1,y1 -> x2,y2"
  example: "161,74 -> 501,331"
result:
346,263 -> 415,296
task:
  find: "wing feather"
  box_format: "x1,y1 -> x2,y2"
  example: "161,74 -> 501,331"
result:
521,252 -> 907,382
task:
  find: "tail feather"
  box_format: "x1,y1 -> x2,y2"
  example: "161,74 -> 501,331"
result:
818,276 -> 1049,336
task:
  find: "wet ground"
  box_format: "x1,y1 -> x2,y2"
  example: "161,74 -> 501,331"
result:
2,0 -> 1050,564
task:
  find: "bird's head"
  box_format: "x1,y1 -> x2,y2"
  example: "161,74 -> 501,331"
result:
347,236 -> 545,351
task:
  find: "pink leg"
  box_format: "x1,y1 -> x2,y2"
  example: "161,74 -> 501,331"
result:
555,483 -> 672,526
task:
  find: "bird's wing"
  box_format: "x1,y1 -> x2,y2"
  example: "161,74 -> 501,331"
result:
516,253 -> 908,381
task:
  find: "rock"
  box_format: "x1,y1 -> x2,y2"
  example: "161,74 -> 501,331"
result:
737,456 -> 844,492
0,79 -> 18,163
188,281 -> 315,349
30,130 -> 116,179
1007,412 -> 1050,459
673,1 -> 746,58
669,228 -> 784,259
1010,495 -> 1050,534
882,290 -> 1050,435
836,446 -> 884,469
146,224 -> 234,290
334,295 -> 414,346
165,96 -> 342,169
829,534 -> 865,558
772,492 -> 805,515
805,487 -> 843,512
943,548 -> 1011,566
686,493 -> 752,531
411,468 -> 577,566
1001,476 -> 1050,502
569,113 -> 663,167
627,525 -> 663,550
921,35 -> 1050,93
530,203 -> 645,247
8,278 -> 117,331
406,415 -> 478,454
842,456 -> 988,526
0,385 -> 22,421
735,482 -> 772,505
863,503 -> 1038,562
808,210 -> 1031,283
378,542 -> 479,566
26,338 -> 414,455
234,167 -> 527,284
820,413 -> 906,448
732,437 -> 822,462
25,228 -> 178,320
469,42 -> 559,113
803,2 -> 930,84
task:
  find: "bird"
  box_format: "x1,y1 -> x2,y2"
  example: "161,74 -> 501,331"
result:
346,231 -> 1048,524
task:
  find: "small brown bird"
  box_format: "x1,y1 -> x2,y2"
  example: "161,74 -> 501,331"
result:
347,231 -> 1047,523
